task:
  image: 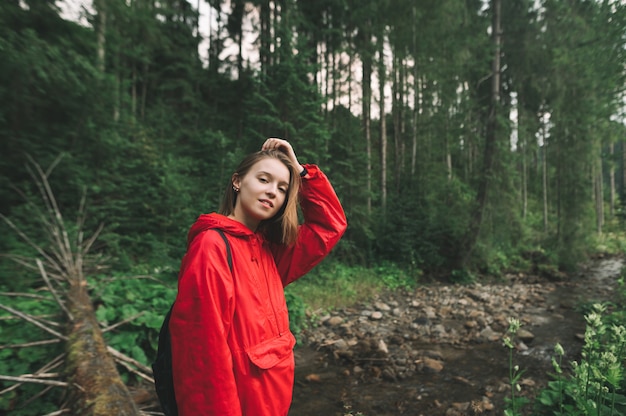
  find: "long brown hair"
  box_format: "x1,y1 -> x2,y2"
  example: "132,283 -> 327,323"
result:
218,150 -> 301,245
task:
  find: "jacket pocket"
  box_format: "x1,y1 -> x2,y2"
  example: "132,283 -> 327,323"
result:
246,332 -> 296,369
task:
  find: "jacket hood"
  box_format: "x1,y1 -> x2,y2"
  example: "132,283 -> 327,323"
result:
187,213 -> 254,246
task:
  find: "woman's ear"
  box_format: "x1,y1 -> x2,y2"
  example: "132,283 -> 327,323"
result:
232,174 -> 241,190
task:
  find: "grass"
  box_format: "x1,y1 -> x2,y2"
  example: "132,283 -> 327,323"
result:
286,261 -> 417,313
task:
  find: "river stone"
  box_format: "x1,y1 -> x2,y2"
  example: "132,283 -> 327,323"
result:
423,306 -> 437,319
517,328 -> 535,342
480,326 -> 500,341
370,311 -> 383,320
333,338 -> 349,351
421,357 -> 444,373
432,324 -> 447,336
468,309 -> 483,318
374,301 -> 391,311
326,316 -> 344,326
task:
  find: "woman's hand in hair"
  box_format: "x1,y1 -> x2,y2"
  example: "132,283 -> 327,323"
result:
262,138 -> 303,174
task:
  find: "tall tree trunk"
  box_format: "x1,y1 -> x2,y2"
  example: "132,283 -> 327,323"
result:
378,35 -> 387,215
609,142 -> 615,218
411,5 -> 419,177
518,99 -> 527,220
259,0 -> 270,75
393,55 -> 405,192
459,0 -> 501,268
594,155 -> 604,233
95,0 -> 106,73
542,123 -> 549,232
622,142 -> 626,205
362,51 -> 372,215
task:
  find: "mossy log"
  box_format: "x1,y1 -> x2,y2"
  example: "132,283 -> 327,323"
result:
64,282 -> 140,416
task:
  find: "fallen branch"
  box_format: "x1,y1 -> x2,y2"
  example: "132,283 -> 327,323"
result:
0,339 -> 61,350
115,358 -> 154,384
0,291 -> 55,301
0,354 -> 65,395
0,375 -> 68,387
102,311 -> 145,333
37,259 -> 73,320
0,304 -> 66,340
107,346 -> 153,375
0,214 -> 65,278
43,409 -> 70,416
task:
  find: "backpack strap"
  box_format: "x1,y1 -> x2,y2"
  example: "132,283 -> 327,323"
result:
214,229 -> 233,273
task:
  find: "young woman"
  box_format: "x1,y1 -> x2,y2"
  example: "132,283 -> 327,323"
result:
169,138 -> 347,415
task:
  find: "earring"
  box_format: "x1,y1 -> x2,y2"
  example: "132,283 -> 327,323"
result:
233,186 -> 240,193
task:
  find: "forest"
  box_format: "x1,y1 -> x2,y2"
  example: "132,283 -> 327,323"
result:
1,0 -> 626,414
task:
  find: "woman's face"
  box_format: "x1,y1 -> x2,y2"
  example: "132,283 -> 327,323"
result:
231,157 -> 291,231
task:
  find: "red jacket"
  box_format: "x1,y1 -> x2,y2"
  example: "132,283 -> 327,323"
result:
170,164 -> 347,416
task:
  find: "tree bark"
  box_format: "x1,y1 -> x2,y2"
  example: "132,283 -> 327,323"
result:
360,23 -> 373,215
378,33 -> 387,214
64,282 -> 140,416
594,154 -> 603,234
609,142 -> 615,218
95,0 -> 106,73
542,129 -> 549,232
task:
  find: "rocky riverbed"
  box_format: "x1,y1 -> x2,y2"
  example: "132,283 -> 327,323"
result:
289,257 -> 623,416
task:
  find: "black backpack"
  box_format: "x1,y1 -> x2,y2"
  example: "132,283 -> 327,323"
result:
152,229 -> 232,416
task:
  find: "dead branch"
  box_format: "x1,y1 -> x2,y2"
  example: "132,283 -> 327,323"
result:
0,354 -> 65,395
0,291 -> 55,301
0,314 -> 62,324
0,339 -> 61,350
0,214 -> 65,278
43,409 -> 70,416
114,359 -> 154,384
37,259 -> 73,320
0,375 -> 68,387
25,157 -> 74,276
107,346 -> 153,375
0,304 -> 66,340
102,311 -> 145,333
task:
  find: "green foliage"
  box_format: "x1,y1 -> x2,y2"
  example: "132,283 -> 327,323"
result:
2,0 -> 626,282
450,268 -> 477,284
88,270 -> 177,371
594,231 -> 626,257
374,262 -> 417,290
0,291 -> 65,414
284,288 -> 306,338
534,303 -> 626,415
